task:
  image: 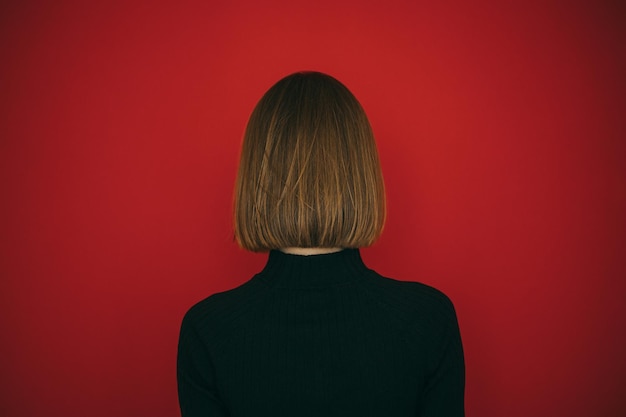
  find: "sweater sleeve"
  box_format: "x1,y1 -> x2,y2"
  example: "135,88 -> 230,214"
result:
177,310 -> 229,417
419,298 -> 465,417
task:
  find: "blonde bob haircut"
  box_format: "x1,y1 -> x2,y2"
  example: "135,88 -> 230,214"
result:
233,71 -> 386,252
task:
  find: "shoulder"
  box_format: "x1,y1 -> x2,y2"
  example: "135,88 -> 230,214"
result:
359,271 -> 460,330
181,275 -> 268,332
366,270 -> 456,307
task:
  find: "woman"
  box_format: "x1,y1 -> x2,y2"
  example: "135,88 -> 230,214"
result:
177,71 -> 465,416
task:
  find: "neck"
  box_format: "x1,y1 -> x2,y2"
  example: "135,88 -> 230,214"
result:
259,248 -> 368,289
279,247 -> 343,256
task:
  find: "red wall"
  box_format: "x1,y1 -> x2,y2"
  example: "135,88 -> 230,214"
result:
2,1 -> 624,416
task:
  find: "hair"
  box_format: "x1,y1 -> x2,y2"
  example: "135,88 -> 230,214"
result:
233,71 -> 386,252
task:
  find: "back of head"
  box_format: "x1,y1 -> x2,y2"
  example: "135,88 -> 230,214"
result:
234,71 -> 386,252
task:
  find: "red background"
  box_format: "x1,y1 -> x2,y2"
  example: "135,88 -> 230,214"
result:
2,1 -> 625,416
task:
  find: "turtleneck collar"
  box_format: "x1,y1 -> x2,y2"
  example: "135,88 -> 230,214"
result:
257,248 -> 369,289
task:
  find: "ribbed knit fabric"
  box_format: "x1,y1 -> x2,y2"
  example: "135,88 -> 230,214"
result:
177,249 -> 464,417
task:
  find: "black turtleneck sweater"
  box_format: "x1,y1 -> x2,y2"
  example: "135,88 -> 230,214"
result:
177,249 -> 464,416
